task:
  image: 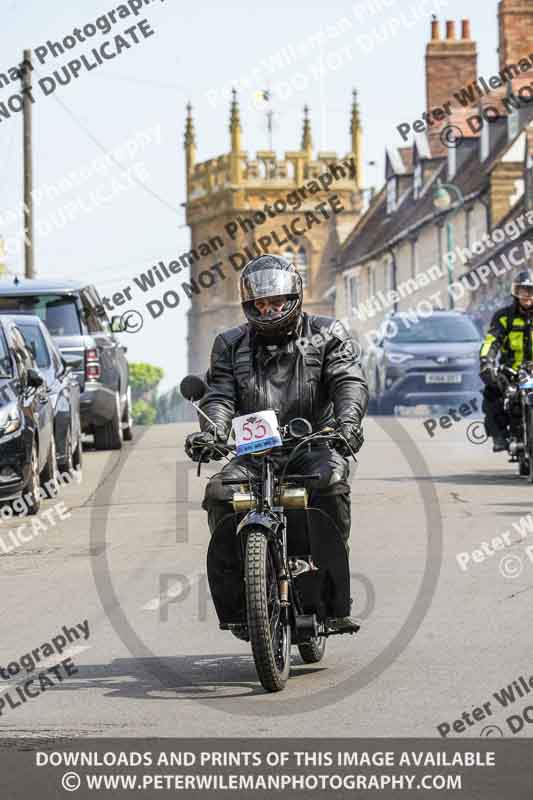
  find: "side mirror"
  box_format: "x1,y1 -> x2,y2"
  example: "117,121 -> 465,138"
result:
110,316 -> 125,333
180,375 -> 207,402
27,368 -> 44,389
62,353 -> 83,370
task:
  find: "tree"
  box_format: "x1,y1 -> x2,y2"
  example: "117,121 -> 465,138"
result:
132,399 -> 157,425
129,362 -> 164,403
129,362 -> 164,425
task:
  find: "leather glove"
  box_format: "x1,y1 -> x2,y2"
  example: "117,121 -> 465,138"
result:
334,422 -> 364,457
184,430 -> 227,463
480,359 -> 497,387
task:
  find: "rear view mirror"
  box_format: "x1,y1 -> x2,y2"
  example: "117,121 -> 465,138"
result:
110,316 -> 125,333
180,375 -> 207,402
62,353 -> 83,370
27,368 -> 44,388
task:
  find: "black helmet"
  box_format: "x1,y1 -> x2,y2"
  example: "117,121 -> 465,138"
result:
240,255 -> 303,341
512,270 -> 533,298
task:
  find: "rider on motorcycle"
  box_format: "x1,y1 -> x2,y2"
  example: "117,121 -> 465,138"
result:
480,269 -> 533,451
184,254 -> 368,635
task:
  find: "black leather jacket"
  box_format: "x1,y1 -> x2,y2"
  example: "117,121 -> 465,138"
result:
198,313 -> 368,439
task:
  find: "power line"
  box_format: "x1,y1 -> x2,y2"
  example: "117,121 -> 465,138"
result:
33,69 -> 184,219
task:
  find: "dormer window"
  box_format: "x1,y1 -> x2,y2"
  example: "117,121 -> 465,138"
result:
480,121 -> 490,162
413,162 -> 422,199
386,177 -> 396,214
508,107 -> 519,142
448,145 -> 456,179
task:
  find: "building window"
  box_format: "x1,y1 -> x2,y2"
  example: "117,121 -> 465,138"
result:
465,208 -> 471,248
410,239 -> 417,279
344,274 -> 359,317
508,107 -> 519,142
448,145 -> 456,179
283,246 -> 308,289
386,177 -> 396,214
414,163 -> 422,199
385,257 -> 394,291
294,247 -> 309,289
368,265 -> 376,298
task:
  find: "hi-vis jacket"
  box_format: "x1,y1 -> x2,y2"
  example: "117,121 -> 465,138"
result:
480,303 -> 533,369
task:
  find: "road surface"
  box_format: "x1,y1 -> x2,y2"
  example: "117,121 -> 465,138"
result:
0,416 -> 530,739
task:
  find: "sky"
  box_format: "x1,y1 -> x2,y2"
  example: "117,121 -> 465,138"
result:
0,0 -> 500,391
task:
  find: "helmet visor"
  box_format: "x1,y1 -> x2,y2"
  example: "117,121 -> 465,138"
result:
512,283 -> 533,298
240,268 -> 301,303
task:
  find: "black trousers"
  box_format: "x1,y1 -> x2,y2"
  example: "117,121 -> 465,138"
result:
482,384 -> 522,438
202,445 -> 352,623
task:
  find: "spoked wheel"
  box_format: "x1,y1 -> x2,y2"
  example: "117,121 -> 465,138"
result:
298,635 -> 327,664
245,529 -> 291,692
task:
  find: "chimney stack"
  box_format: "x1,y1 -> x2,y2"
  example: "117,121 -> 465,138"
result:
498,0 -> 533,71
425,18 -> 477,113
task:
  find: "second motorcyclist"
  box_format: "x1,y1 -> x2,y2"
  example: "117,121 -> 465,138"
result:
480,269 -> 533,451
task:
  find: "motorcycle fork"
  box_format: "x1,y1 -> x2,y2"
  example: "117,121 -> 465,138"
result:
262,455 -> 291,618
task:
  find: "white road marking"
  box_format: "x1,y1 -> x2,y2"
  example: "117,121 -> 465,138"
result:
142,574 -> 201,611
0,644 -> 91,695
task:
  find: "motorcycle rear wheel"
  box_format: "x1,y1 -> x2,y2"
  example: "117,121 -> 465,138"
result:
245,529 -> 291,692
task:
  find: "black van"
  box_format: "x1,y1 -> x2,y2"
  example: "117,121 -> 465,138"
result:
0,279 -> 133,450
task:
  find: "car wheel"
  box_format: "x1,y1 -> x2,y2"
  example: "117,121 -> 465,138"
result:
24,440 -> 41,515
94,391 -> 123,451
40,436 -> 59,498
72,431 -> 83,478
122,386 -> 134,442
61,429 -> 74,476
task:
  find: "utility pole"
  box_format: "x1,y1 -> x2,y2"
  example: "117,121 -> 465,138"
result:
22,49 -> 34,279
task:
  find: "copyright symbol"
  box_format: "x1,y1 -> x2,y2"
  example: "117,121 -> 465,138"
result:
480,725 -> 504,737
120,309 -> 144,334
466,421 -> 488,445
499,554 -> 523,579
440,125 -> 462,148
62,772 -> 81,792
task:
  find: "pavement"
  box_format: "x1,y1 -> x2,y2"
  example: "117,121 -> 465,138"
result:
0,416 -> 531,739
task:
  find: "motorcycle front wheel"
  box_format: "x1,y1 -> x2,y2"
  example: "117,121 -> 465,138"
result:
245,529 -> 291,692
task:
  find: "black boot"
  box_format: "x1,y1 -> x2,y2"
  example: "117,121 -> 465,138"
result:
492,435 -> 508,452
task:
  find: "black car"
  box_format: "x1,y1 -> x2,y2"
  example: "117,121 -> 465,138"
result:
6,315 -> 83,476
365,311 -> 483,414
0,279 -> 133,450
0,317 -> 56,513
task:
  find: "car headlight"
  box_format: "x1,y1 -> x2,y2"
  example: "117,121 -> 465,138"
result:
387,352 -> 415,364
0,403 -> 22,436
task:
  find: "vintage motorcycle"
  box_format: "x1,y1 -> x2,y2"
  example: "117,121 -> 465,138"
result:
501,362 -> 533,481
180,374 -> 358,693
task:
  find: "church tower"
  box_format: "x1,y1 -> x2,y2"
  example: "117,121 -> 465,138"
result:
184,91 -> 363,374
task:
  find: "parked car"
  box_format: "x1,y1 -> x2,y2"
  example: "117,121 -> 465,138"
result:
0,316 -> 56,514
365,310 -> 483,414
0,279 -> 133,450
4,314 -> 83,476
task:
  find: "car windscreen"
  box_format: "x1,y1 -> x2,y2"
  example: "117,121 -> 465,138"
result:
386,315 -> 481,344
16,323 -> 51,369
0,295 -> 81,336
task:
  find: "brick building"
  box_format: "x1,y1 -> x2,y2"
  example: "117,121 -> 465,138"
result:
335,0 -> 533,368
184,92 -> 363,374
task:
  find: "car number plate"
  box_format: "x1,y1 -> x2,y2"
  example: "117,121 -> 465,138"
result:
232,410 -> 282,456
425,373 -> 462,384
